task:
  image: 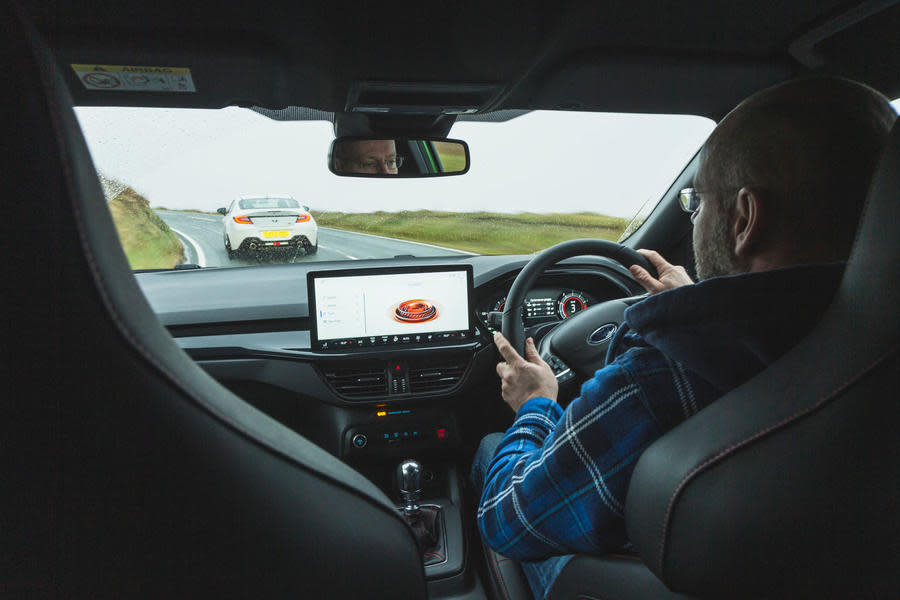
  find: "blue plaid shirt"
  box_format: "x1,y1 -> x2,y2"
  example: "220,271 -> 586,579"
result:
477,263 -> 845,561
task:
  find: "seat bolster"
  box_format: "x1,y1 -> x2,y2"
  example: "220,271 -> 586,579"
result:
547,555 -> 692,600
482,542 -> 535,600
2,5 -> 428,597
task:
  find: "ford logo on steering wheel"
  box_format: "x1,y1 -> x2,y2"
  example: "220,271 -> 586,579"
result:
587,324 -> 618,345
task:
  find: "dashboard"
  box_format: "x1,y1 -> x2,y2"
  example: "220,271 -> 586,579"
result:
136,254 -> 642,462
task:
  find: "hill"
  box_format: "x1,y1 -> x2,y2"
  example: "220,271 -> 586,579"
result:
107,184 -> 185,269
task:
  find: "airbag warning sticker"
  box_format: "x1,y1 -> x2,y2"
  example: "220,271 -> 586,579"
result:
71,64 -> 196,93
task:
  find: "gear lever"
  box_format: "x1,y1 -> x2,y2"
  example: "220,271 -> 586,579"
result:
396,459 -> 445,565
397,459 -> 422,516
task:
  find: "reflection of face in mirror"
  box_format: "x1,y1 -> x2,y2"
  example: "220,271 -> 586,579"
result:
334,139 -> 402,174
330,137 -> 469,177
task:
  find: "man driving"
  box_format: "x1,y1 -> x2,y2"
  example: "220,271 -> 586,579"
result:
333,138 -> 402,174
472,77 -> 897,600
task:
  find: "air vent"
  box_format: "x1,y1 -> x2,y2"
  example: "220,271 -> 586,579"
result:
321,366 -> 387,399
408,360 -> 468,394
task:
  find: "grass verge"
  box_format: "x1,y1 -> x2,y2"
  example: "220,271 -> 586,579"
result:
109,188 -> 185,269
311,210 -> 627,255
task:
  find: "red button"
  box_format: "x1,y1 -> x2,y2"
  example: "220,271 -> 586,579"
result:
436,428 -> 447,439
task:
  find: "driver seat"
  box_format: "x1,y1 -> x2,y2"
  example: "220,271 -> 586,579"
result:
482,118 -> 900,599
548,119 -> 900,597
1,5 -> 426,598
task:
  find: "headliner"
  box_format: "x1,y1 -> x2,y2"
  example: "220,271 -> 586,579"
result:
22,0 -> 900,123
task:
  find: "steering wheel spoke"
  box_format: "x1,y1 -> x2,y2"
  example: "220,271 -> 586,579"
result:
541,350 -> 576,383
502,239 -> 655,381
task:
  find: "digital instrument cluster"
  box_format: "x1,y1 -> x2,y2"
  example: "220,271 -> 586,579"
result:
478,287 -> 596,331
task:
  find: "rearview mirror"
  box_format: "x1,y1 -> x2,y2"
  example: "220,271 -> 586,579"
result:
329,137 -> 469,178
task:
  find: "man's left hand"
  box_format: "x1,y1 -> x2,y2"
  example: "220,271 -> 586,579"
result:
630,249 -> 693,294
494,332 -> 558,413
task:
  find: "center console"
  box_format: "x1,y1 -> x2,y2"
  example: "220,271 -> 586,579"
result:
307,265 -> 486,597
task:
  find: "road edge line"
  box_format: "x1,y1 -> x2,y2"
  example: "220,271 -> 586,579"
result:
170,226 -> 207,267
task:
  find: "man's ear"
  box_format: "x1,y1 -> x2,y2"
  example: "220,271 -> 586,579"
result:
732,187 -> 766,258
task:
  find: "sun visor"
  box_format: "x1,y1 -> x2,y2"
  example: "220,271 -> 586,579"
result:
51,33 -> 292,109
531,54 -> 791,119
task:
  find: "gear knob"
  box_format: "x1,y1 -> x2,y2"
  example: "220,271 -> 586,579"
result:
397,459 -> 422,514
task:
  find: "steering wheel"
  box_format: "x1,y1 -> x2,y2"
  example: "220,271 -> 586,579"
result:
501,239 -> 656,385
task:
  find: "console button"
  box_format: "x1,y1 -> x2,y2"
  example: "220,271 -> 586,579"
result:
352,434 -> 368,449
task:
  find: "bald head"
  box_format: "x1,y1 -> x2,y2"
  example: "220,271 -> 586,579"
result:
695,77 -> 896,272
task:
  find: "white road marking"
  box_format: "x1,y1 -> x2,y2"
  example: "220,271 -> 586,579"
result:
318,244 -> 357,260
320,227 -> 476,255
170,227 -> 207,267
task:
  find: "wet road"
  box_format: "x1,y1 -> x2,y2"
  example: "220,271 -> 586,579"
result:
157,210 -> 473,267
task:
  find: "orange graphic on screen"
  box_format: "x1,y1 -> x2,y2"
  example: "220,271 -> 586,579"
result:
393,299 -> 439,323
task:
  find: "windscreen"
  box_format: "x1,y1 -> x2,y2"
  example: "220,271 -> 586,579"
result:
75,107 -> 717,269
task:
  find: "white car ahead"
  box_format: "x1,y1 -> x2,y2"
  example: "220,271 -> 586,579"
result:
219,195 -> 318,258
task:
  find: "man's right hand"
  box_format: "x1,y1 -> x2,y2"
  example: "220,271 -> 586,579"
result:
494,332 -> 558,413
629,249 -> 694,294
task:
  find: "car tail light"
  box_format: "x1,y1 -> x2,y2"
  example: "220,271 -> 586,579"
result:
233,216 -> 252,224
296,214 -> 311,223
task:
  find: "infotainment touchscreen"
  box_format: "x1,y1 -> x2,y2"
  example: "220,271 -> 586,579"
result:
308,265 -> 474,351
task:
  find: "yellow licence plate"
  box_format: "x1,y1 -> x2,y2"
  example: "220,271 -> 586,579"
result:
261,230 -> 290,239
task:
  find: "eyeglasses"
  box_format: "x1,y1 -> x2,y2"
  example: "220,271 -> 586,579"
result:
354,156 -> 405,170
679,188 -> 701,213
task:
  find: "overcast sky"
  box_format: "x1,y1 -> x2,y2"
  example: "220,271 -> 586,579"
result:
75,99 -> 900,218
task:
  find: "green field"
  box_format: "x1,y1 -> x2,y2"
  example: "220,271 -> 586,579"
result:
433,141 -> 467,173
109,188 -> 185,269
311,210 -> 627,254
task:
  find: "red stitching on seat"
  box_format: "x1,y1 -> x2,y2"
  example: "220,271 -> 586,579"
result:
657,343 -> 899,575
486,545 -> 513,600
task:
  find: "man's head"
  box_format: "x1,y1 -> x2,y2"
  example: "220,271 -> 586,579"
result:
691,77 -> 896,280
333,139 -> 401,174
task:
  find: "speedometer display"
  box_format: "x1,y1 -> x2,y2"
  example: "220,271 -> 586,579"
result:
558,292 -> 588,318
479,287 -> 597,331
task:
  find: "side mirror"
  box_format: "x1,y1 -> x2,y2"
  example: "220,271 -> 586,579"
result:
303,205 -> 310,212
329,137 -> 469,178
216,207 -> 227,215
